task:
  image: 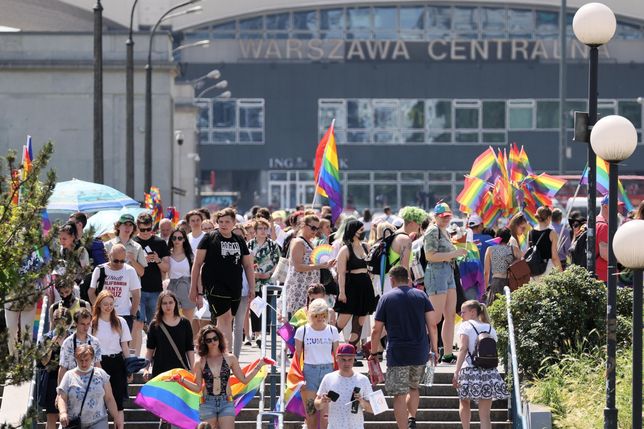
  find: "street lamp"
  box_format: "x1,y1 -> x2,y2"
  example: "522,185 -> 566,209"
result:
196,83 -> 229,99
173,39 -> 210,54
613,219 -> 644,429
572,2 -> 616,277
590,114 -> 638,429
144,0 -> 201,194
93,0 -> 104,183
125,0 -> 139,198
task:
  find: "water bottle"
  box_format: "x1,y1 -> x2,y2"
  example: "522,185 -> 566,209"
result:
421,352 -> 435,387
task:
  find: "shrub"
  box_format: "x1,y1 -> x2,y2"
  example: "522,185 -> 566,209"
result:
487,265 -> 633,377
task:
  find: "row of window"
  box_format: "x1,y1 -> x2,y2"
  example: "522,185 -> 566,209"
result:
194,97 -> 642,145
319,98 -> 643,145
186,5 -> 644,42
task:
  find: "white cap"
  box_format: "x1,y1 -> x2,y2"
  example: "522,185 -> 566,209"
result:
468,214 -> 483,227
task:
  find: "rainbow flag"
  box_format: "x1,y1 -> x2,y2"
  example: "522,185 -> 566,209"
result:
314,121 -> 333,196
508,143 -> 524,184
456,176 -> 490,213
165,206 -> 180,227
469,147 -> 499,182
478,191 -> 503,229
279,352 -> 306,417
230,358 -> 272,416
135,368 -> 203,429
455,242 -> 485,300
315,122 -> 343,222
277,308 -> 308,353
580,157 -> 634,211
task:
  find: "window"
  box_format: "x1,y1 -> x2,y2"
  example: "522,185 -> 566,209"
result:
373,7 -> 397,39
198,98 -> 265,144
481,8 -> 506,39
427,7 -> 451,39
508,100 -> 535,129
508,9 -> 534,38
373,100 -> 399,143
452,7 -> 479,39
293,10 -> 318,38
347,7 -> 371,39
598,100 -> 617,120
320,8 -> 345,39
619,101 -> 642,128
400,6 -> 424,40
565,100 -> 587,128
426,100 -> 452,142
536,11 -> 558,39
400,100 -> 425,143
537,101 -> 560,128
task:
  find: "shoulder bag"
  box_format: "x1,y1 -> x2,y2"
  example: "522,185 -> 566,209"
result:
64,368 -> 95,429
160,323 -> 189,370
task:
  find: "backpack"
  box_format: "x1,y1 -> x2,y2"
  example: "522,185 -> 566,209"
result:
366,228 -> 400,276
524,230 -> 549,276
81,265 -> 106,301
79,239 -> 108,301
467,321 -> 498,369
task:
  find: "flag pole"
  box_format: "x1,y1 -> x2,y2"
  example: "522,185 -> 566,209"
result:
311,119 -> 335,208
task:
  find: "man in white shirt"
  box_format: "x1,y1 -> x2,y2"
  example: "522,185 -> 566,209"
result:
186,209 -> 205,251
88,244 -> 141,330
58,308 -> 102,383
315,343 -> 374,429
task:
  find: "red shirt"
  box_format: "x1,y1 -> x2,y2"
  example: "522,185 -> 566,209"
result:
595,215 -> 608,283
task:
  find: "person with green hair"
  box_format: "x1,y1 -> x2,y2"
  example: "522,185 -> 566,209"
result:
398,206 -> 428,227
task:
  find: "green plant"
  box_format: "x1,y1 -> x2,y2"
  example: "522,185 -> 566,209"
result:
488,265 -> 633,377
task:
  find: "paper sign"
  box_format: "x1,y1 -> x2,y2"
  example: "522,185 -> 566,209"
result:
250,296 -> 267,317
368,390 -> 388,415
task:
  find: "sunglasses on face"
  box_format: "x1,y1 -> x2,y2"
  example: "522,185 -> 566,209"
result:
307,224 -> 319,232
138,227 -> 153,232
171,236 -> 184,241
204,336 -> 219,344
111,259 -> 126,264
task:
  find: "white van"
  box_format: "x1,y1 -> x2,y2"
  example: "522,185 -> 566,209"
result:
565,197 -> 604,217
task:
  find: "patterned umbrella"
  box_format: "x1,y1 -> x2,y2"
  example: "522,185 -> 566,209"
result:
85,207 -> 149,237
47,179 -> 139,213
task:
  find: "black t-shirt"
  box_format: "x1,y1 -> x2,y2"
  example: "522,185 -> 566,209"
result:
146,318 -> 194,376
198,230 -> 249,299
529,229 -> 553,260
134,236 -> 171,293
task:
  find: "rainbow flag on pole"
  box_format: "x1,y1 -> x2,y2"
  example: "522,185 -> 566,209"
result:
230,358 -> 273,416
581,157 -> 634,211
279,352 -> 306,417
314,121 -> 343,222
135,369 -> 203,429
277,308 -> 308,353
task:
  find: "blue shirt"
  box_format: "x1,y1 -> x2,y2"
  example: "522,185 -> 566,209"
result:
473,233 -> 493,267
374,286 -> 433,366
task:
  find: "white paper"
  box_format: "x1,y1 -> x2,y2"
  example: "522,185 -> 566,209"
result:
250,296 -> 267,317
368,390 -> 388,415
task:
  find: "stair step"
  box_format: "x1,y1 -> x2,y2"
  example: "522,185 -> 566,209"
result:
38,421 -> 512,429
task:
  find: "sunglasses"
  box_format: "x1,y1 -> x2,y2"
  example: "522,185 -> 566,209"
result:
307,224 -> 319,232
204,336 -> 219,344
138,227 -> 153,232
171,236 -> 184,241
111,259 -> 126,264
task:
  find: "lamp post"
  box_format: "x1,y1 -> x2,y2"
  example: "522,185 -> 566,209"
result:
572,2 -> 616,277
125,0 -> 139,198
613,219 -> 644,429
590,114 -> 638,429
93,0 -> 103,183
144,0 -> 201,194
196,84 -> 229,99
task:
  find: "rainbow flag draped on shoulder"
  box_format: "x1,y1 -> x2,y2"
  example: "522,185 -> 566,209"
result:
134,369 -> 203,429
314,120 -> 343,222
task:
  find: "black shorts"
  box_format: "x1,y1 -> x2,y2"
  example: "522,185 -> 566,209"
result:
207,294 -> 240,322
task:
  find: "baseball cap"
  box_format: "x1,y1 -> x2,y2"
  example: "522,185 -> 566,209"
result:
336,343 -> 357,356
468,214 -> 483,227
119,213 -> 135,224
434,202 -> 452,218
601,195 -> 609,206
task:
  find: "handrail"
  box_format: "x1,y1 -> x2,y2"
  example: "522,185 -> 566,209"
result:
28,293 -> 49,429
504,286 -> 529,429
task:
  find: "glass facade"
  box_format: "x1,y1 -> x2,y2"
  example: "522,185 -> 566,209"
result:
186,4 -> 644,42
196,98 -> 265,144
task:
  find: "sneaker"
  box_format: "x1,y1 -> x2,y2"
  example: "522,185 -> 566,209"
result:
256,339 -> 262,349
353,360 -> 364,367
408,417 -> 417,429
440,353 -> 457,364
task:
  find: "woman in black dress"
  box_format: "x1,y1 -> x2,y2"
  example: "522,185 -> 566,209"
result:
334,219 -> 376,354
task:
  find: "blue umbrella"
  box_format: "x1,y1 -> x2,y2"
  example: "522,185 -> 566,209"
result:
85,207 -> 149,237
47,179 -> 139,213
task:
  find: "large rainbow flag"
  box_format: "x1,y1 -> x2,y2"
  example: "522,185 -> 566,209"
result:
581,156 -> 634,211
230,358 -> 274,416
314,121 -> 343,222
278,352 -> 306,417
135,369 -> 203,429
277,308 -> 308,353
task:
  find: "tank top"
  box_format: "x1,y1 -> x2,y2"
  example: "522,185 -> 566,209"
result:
347,243 -> 368,271
530,228 -> 552,260
489,245 -> 515,275
169,256 -> 191,279
203,357 -> 231,396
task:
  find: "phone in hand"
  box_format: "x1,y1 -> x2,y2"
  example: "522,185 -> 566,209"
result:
145,245 -> 153,254
326,390 -> 339,402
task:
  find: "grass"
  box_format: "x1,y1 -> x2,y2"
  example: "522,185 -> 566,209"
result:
524,345 -> 635,429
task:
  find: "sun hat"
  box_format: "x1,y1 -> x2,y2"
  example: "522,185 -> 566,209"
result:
467,214 -> 483,227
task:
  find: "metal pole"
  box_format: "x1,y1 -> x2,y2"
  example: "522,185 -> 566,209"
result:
604,160 -> 618,429
633,268 -> 643,429
126,0 -> 139,198
93,0 -> 104,183
586,46 -> 599,276
558,0 -> 567,174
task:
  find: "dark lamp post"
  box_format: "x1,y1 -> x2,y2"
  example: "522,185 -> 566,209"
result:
613,219 -> 644,429
125,0 -> 139,199
93,0 -> 103,183
590,114 -> 638,429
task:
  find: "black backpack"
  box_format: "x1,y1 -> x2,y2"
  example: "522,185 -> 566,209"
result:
366,228 -> 402,276
467,322 -> 498,369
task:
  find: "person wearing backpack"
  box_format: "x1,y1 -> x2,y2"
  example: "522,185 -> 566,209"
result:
527,206 -> 562,280
453,300 -> 508,429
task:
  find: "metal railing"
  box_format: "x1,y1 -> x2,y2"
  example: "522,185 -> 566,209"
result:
29,293 -> 50,429
504,286 -> 529,429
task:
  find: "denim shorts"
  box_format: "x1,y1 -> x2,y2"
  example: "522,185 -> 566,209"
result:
303,363 -> 334,393
424,262 -> 456,295
200,394 -> 235,420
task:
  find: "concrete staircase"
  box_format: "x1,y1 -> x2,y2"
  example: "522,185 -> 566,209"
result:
33,368 -> 510,428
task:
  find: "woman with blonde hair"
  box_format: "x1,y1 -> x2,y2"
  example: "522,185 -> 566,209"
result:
453,300 -> 508,429
90,290 -> 132,423
508,212 -> 529,255
294,298 -> 340,429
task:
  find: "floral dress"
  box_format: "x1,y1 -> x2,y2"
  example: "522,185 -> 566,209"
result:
248,238 -> 281,292
284,238 -> 319,314
56,368 -> 111,425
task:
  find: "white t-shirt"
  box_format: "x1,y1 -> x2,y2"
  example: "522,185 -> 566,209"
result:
294,324 -> 341,365
169,256 -> 191,279
91,317 -> 132,355
189,232 -> 206,253
457,320 -> 498,368
89,264 -> 141,316
317,371 -> 374,429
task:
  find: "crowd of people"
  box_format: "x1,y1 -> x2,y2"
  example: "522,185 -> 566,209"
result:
7,196 -> 644,429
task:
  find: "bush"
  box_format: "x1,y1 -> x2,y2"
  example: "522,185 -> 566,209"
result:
487,265 -> 633,377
